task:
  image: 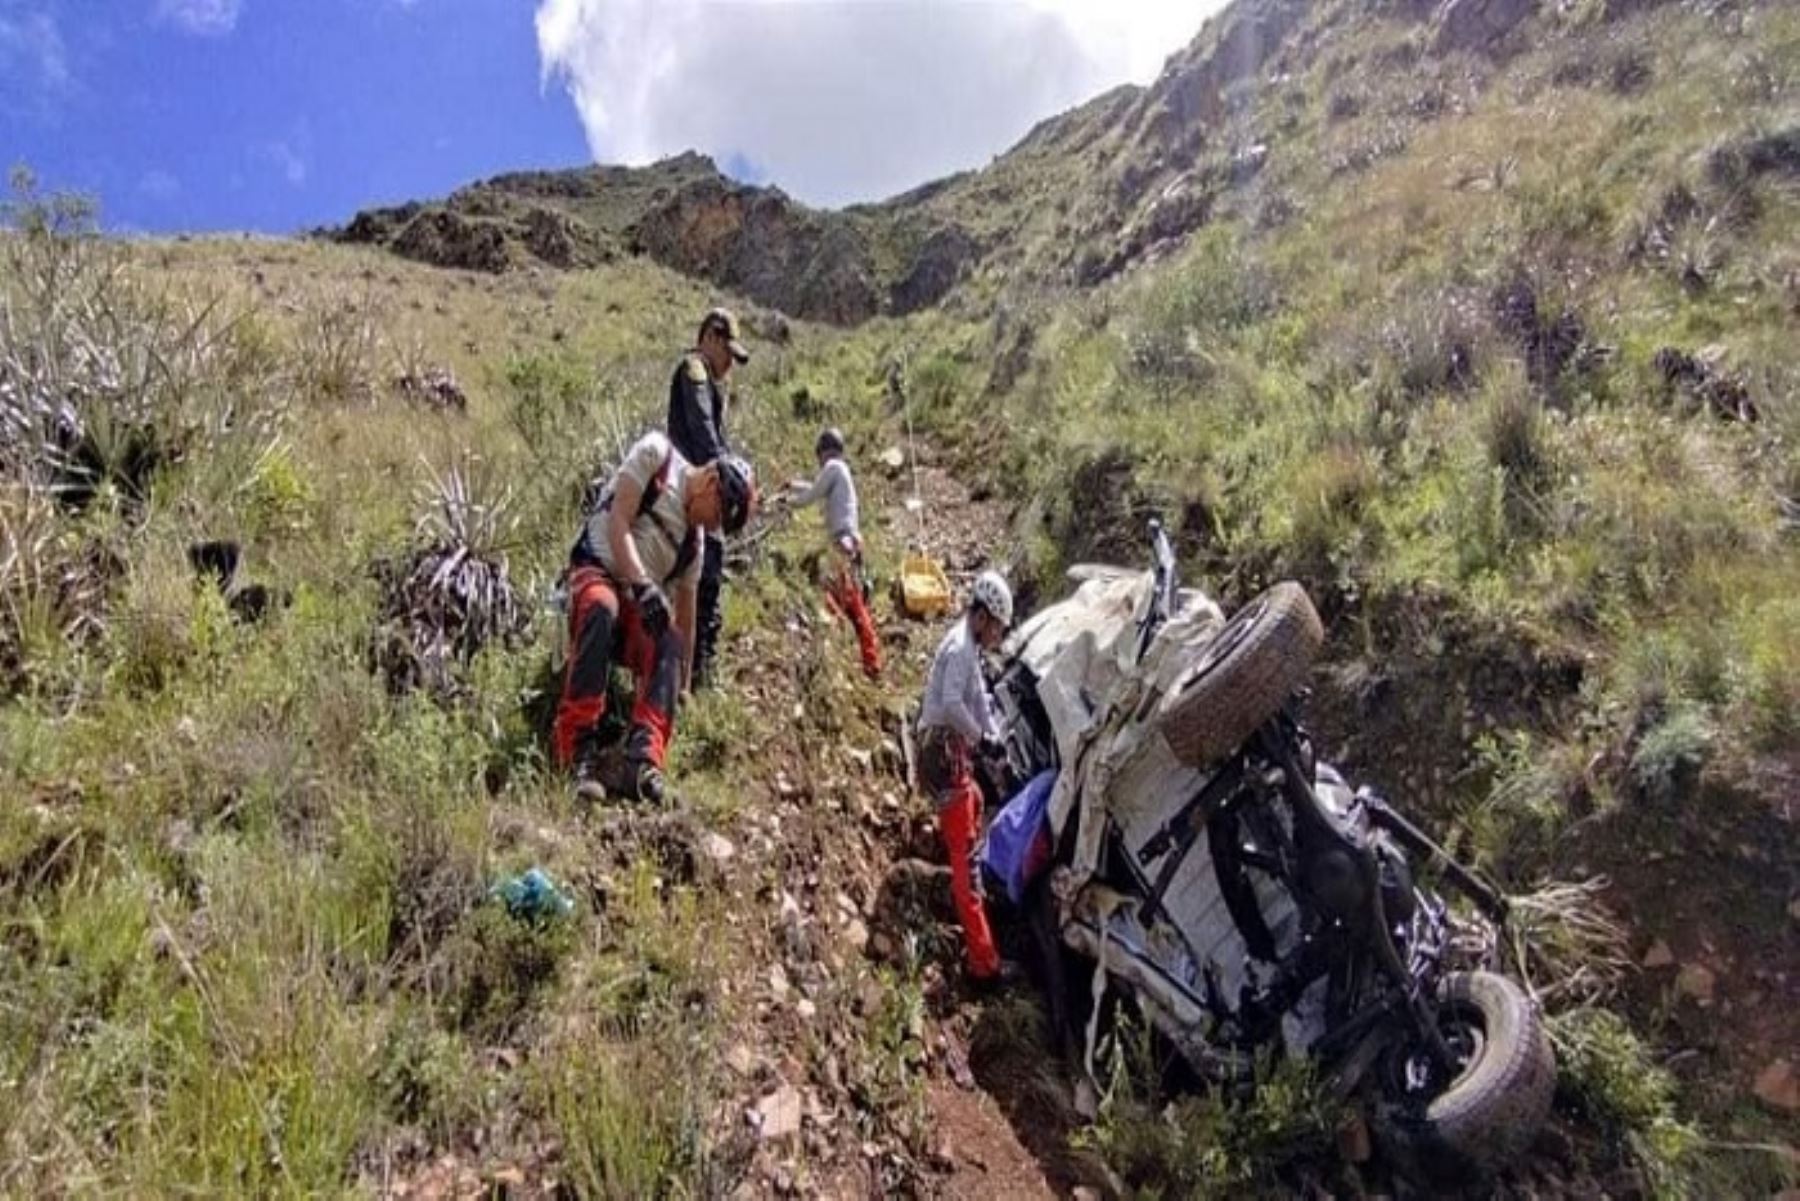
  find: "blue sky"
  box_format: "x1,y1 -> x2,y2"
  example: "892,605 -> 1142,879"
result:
2,0 -> 591,233
1,0 -> 1212,234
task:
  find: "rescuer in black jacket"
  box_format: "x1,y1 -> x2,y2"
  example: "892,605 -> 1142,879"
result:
667,307 -> 749,688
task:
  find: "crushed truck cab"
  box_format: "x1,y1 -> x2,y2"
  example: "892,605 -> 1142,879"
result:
981,525 -> 1554,1180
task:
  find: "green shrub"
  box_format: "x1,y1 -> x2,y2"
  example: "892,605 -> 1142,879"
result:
1279,441 -> 1378,583
666,686 -> 750,780
370,1006 -> 484,1138
1628,704 -> 1713,803
1552,1008 -> 1703,1199
538,1034 -> 713,1200
852,952 -> 930,1147
1733,592 -> 1800,749
1082,1021 -> 1339,1200
241,444 -> 314,539
109,544 -> 234,695
504,351 -> 590,452
1467,730 -> 1592,875
442,898 -> 577,1042
1126,226 -> 1274,384
1478,366 -> 1554,527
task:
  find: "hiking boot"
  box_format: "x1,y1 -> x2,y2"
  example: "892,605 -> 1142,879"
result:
626,759 -> 666,805
572,743 -> 607,803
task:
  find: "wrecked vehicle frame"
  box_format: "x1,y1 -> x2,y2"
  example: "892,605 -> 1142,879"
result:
979,521 -> 1555,1176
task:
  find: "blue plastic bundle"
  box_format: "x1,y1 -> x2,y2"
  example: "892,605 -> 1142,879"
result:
491,866 -> 575,923
979,770 -> 1057,905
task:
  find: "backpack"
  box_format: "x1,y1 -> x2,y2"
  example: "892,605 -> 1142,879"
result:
570,452 -> 700,585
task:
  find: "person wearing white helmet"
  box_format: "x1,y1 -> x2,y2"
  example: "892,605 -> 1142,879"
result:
916,569 -> 1014,983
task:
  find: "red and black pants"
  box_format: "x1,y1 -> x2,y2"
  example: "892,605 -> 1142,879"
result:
552,563 -> 681,773
823,535 -> 881,678
918,725 -> 1000,979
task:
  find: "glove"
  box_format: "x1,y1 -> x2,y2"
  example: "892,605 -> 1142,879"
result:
630,580 -> 672,636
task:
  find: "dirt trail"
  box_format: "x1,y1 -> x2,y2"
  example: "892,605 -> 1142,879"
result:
691,461 -> 1103,1198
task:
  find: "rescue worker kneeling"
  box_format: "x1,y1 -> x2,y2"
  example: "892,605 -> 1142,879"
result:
916,571 -> 1014,983
553,432 -> 756,803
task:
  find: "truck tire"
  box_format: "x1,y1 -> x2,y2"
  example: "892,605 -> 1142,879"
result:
1155,581 -> 1323,766
1377,970 -> 1557,1178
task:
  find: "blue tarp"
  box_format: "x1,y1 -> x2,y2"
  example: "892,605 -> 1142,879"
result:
980,770 -> 1057,905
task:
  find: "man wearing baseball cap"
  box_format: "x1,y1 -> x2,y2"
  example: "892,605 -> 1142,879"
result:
667,307 -> 749,688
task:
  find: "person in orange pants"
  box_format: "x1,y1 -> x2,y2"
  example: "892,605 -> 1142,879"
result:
822,533 -> 881,678
916,571 -> 1015,983
553,432 -> 757,802
787,427 -> 881,678
554,562 -> 682,797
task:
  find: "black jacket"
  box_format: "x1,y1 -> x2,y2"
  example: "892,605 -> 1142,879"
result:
667,352 -> 728,467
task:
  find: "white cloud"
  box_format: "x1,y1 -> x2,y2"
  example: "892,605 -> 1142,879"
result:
0,4 -> 70,105
253,121 -> 311,187
263,140 -> 306,185
155,0 -> 242,37
534,0 -> 1220,208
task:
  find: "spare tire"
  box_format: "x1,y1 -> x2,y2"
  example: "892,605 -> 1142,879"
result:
1376,971 -> 1557,1178
1155,581 -> 1323,766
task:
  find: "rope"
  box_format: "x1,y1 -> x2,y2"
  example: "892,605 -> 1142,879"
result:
898,352 -> 928,551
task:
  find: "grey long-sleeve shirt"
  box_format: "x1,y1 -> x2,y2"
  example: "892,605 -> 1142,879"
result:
918,616 -> 997,746
790,457 -> 860,543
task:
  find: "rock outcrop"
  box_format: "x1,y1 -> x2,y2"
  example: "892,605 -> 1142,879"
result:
1434,0 -> 1537,54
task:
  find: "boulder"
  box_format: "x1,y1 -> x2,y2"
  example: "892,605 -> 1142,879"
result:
698,831 -> 737,868
390,207 -> 515,273
752,1084 -> 804,1141
1753,1060 -> 1799,1113
1674,962 -> 1717,1006
1434,0 -> 1536,55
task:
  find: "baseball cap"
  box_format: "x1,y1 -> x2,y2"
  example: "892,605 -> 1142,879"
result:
700,307 -> 750,364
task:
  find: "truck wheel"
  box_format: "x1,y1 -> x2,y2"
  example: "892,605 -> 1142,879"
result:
1155,581 -> 1323,766
1375,971 -> 1557,1179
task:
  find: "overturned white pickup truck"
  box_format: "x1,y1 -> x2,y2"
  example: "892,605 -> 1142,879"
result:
981,523 -> 1555,1176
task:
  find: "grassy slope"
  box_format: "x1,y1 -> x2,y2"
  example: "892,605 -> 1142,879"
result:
0,227 -> 965,1193
5,1 -> 1798,1195
879,0 -> 1799,1188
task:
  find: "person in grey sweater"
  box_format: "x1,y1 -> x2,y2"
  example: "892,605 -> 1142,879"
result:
787,427 -> 882,678
915,570 -> 1014,983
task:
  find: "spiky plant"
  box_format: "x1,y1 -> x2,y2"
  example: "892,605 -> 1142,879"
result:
0,481 -> 117,693
373,454 -> 527,697
1,172 -> 288,508
1505,876 -> 1632,1010
292,288 -> 380,406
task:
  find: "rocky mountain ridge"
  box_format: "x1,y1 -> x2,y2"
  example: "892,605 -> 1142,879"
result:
330,0 -> 1557,324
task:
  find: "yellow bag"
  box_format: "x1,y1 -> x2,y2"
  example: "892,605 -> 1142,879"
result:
899,550 -> 952,619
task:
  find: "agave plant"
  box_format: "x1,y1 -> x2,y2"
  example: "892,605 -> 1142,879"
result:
373,454 -> 528,697
0,481 -> 118,694
1,173 -> 288,508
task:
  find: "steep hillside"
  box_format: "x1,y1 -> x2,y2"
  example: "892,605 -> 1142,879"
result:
6,0 -> 1799,1195
329,0 -> 1650,325
884,0 -> 1800,1189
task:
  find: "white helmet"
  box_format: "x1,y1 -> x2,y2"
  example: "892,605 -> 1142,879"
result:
971,570 -> 1014,627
